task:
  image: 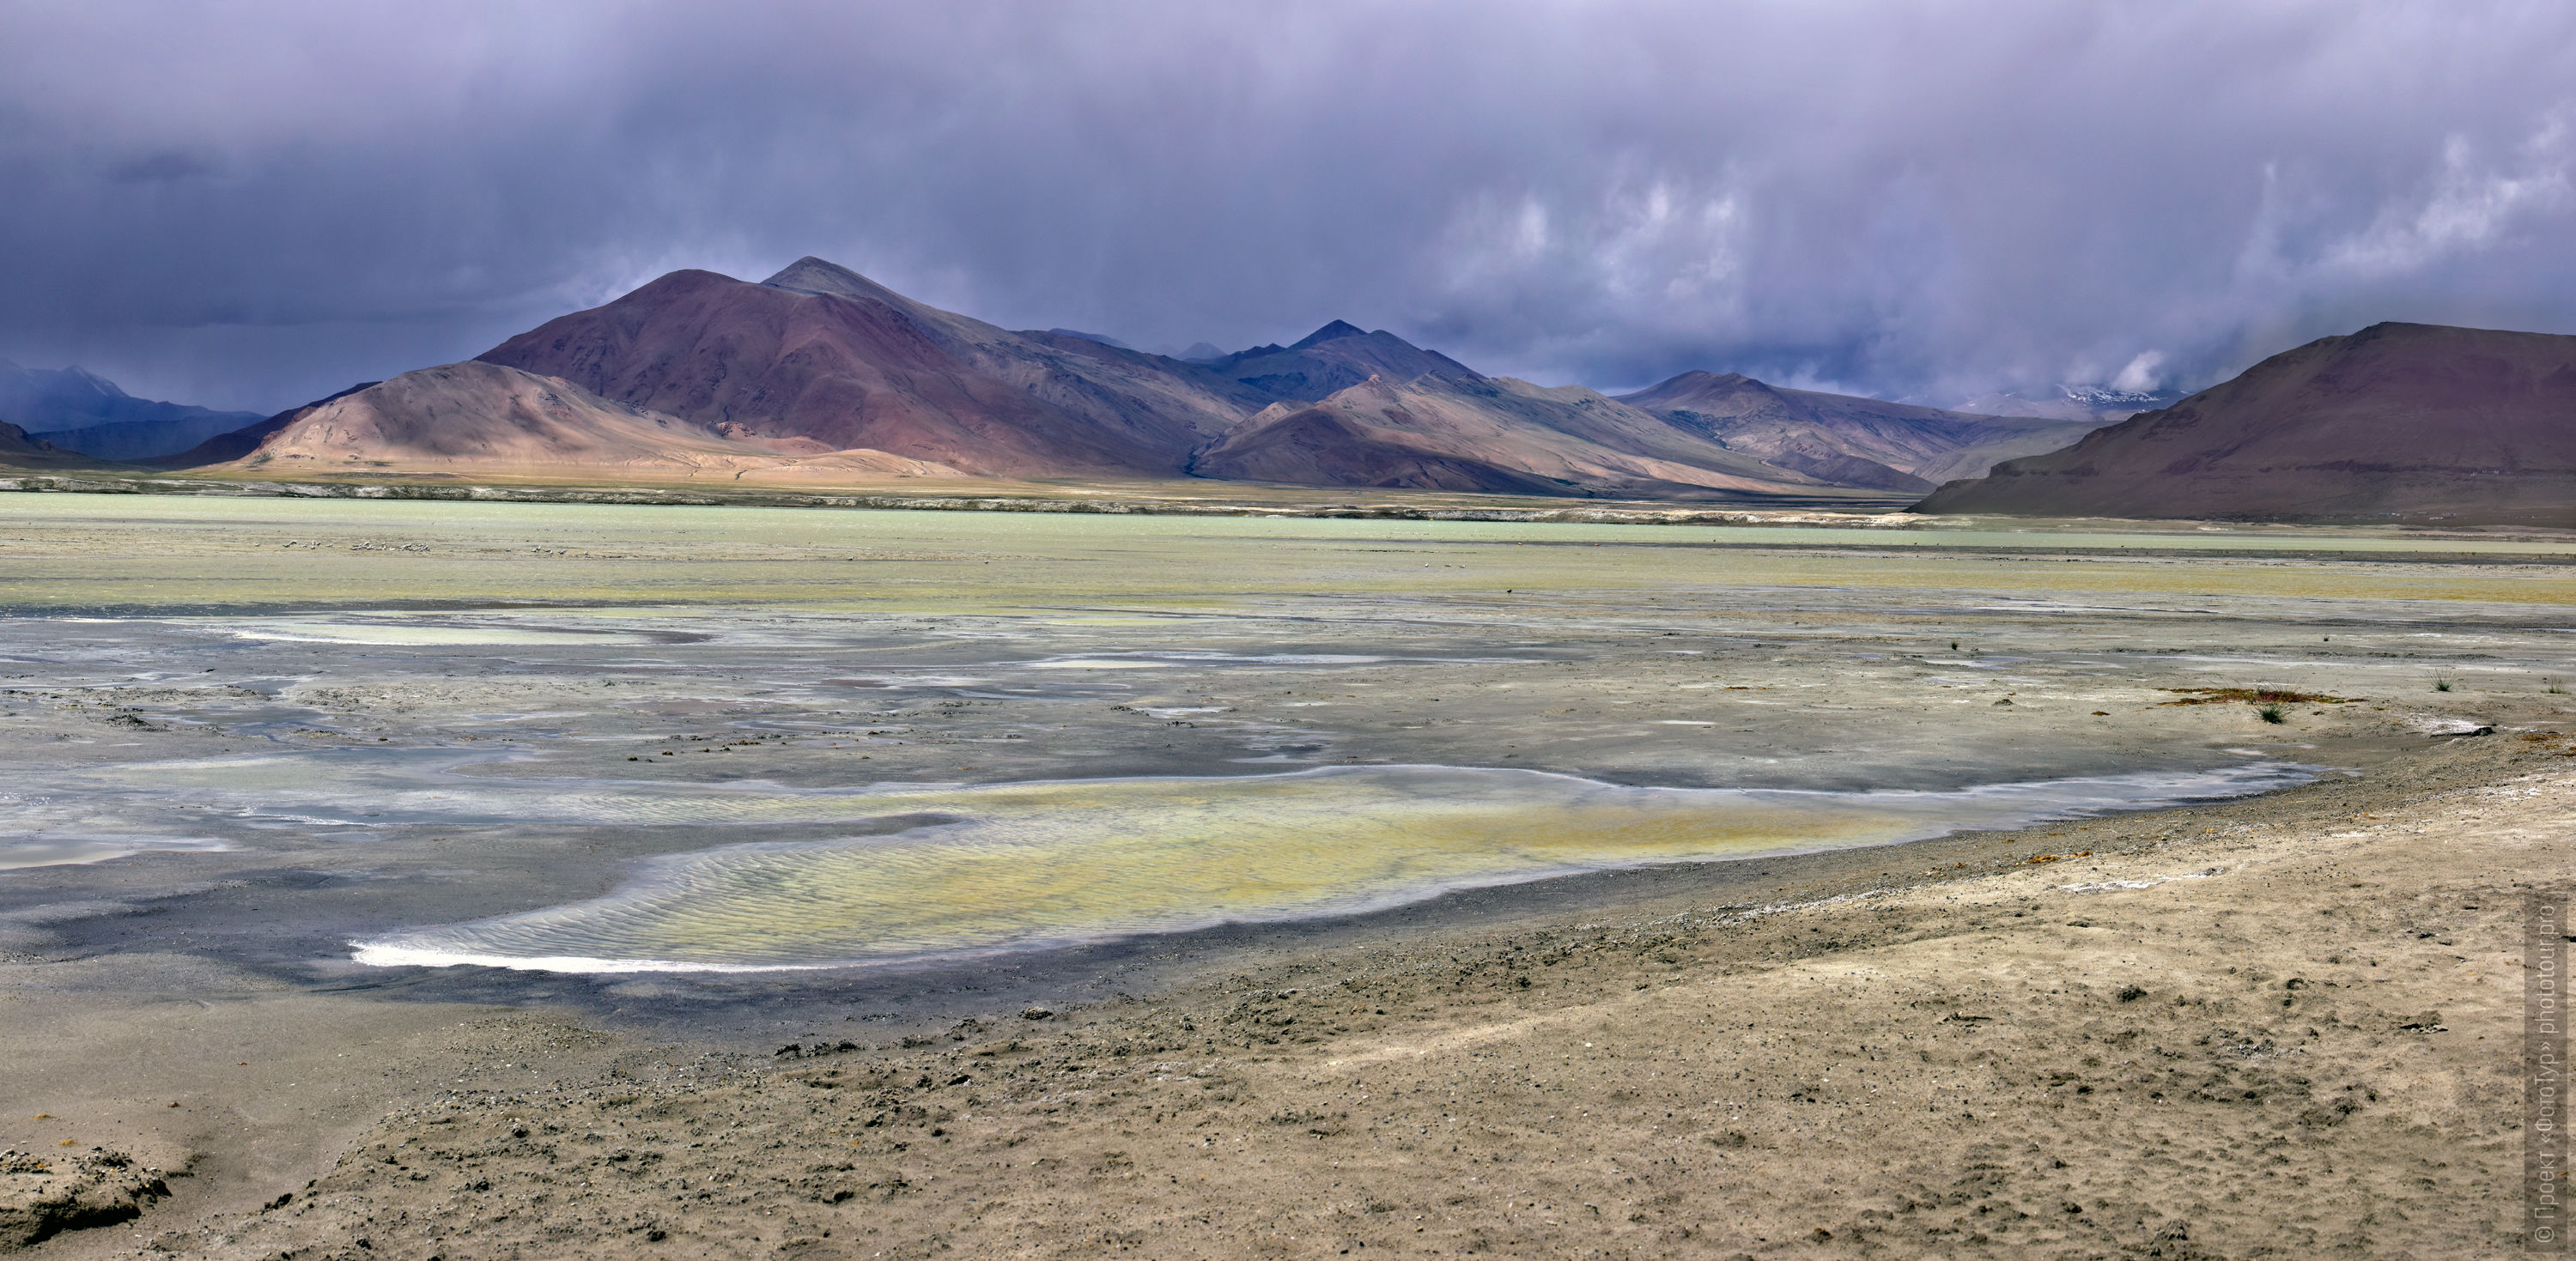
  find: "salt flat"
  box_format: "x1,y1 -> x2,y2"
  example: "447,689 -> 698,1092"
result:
0,494 -> 2567,1257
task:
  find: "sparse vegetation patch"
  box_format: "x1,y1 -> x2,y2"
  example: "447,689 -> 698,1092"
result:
2158,687 -> 2348,706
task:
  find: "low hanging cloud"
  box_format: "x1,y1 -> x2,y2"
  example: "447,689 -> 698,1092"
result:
3,0 -> 2573,412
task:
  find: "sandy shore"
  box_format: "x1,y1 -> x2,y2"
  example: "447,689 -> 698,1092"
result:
5,731 -> 2549,1258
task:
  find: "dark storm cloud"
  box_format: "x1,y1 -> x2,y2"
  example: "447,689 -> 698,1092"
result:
3,0 -> 2573,412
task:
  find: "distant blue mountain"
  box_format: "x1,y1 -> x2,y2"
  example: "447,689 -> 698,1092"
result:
0,361 -> 265,460
1952,383 -> 2190,425
2060,384 -> 2190,412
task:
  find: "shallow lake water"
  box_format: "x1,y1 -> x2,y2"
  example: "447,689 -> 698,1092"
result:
346,760 -> 2314,972
3,494 -> 2572,1003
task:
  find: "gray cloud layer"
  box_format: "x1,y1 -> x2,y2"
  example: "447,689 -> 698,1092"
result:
4,0 -> 2573,412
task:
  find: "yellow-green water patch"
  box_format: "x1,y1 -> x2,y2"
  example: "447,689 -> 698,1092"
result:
353,761 -> 2310,973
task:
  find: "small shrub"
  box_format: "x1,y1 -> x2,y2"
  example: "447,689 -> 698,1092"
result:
2257,703 -> 2286,724
2433,677 -> 2453,692
2547,677 -> 2567,695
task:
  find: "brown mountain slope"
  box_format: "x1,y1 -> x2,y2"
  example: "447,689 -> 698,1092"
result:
1200,320 -> 1482,403
147,381 -> 380,468
1617,372 -> 2096,491
1912,322 -> 2576,524
478,258 -> 1255,477
1190,374 -> 1886,501
194,361 -> 955,482
764,258 -> 1274,430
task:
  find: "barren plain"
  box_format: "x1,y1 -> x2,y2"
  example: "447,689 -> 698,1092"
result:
0,494 -> 2568,1258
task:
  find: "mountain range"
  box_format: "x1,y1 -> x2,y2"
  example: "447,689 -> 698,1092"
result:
1913,322 -> 2576,524
7,255 -> 2068,502
39,257 -> 2554,525
1194,373 -> 1855,499
1614,373 -> 2099,492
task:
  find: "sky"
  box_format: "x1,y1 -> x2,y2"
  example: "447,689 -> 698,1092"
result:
3,0 -> 2574,415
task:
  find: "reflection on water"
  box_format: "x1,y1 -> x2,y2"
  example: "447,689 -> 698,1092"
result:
354,761 -> 2311,973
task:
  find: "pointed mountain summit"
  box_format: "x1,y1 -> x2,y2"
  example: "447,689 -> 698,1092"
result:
478,258 -> 1255,476
1913,321 -> 2576,524
1201,321 -> 1480,403
1616,371 -> 2092,491
760,256 -> 917,306
1291,319 -> 1370,349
